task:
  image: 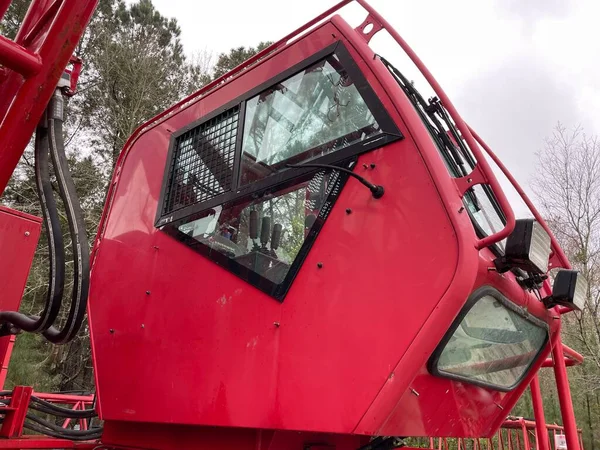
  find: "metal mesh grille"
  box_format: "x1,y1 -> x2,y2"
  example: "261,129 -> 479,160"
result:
163,107 -> 239,215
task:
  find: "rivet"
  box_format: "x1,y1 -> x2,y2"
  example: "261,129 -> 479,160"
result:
370,163 -> 376,169
273,322 -> 280,328
410,388 -> 420,397
24,231 -> 30,237
346,208 -> 352,215
109,329 -> 114,334
467,178 -> 473,183
363,164 -> 369,169
317,262 -> 323,269
141,324 -> 145,329
145,291 -> 151,295
152,246 -> 159,250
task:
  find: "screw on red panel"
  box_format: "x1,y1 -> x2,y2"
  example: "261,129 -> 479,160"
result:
146,291 -> 151,295
370,163 -> 376,169
109,329 -> 114,334
24,231 -> 30,236
273,322 -> 280,328
317,262 -> 323,269
346,208 -> 352,214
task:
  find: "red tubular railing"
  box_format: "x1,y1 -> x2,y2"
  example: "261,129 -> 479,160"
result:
0,35 -> 42,76
0,389 -> 95,440
467,125 -> 571,270
0,0 -> 11,22
356,0 -> 516,249
407,418 -> 583,450
543,344 -> 584,368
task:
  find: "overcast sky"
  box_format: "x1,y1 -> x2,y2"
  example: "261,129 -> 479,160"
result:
145,0 -> 599,216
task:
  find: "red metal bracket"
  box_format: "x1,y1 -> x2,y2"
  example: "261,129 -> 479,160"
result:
354,14 -> 383,43
63,55 -> 83,97
0,386 -> 32,438
453,165 -> 487,197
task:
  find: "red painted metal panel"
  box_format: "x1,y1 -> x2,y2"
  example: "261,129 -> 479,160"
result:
0,437 -> 95,449
102,420 -> 368,450
89,19 -> 462,434
0,207 -> 41,389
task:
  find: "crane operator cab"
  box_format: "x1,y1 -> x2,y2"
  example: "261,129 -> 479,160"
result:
87,3 -> 584,449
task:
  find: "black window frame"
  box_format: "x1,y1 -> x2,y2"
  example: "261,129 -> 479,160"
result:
155,41 -> 403,301
427,286 -> 549,392
156,41 -> 402,228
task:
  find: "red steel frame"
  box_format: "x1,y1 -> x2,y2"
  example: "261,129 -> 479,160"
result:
0,0 -> 98,196
0,0 -> 586,449
416,417 -> 584,450
0,389 -> 96,448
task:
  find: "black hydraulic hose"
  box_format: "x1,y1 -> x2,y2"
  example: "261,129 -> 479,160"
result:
24,417 -> 102,441
38,89 -> 91,345
29,396 -> 97,418
0,120 -> 66,333
26,413 -> 101,435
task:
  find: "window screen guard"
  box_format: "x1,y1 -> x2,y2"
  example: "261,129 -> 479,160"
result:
428,286 -> 549,391
155,41 -> 402,300
156,41 -> 401,228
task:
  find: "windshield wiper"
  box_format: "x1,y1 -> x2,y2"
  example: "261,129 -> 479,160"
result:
378,56 -> 481,207
286,162 -> 385,199
378,57 -> 469,176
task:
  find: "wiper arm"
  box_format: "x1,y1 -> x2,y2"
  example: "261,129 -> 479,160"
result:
378,56 -> 482,209
378,56 -> 469,178
286,162 -> 385,199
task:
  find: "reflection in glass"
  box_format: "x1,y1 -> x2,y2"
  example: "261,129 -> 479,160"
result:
241,55 -> 380,185
437,295 -> 547,389
179,171 -> 336,285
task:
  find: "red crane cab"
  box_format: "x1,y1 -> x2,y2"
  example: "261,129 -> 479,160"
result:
87,2 -> 575,449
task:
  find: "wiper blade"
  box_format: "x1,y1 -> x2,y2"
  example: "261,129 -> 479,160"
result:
378,56 -> 482,208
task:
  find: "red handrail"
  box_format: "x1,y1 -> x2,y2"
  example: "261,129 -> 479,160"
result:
356,0 -> 516,249
467,125 -> 571,270
0,35 -> 42,76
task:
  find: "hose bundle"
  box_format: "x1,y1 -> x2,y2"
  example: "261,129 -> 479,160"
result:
0,88 -> 90,344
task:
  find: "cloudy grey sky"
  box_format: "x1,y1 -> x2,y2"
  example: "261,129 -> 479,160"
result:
147,0 -> 599,216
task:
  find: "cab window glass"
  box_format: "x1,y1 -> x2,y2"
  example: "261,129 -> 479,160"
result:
436,294 -> 547,389
240,54 -> 381,185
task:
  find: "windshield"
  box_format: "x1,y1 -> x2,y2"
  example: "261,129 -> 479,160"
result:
435,292 -> 548,389
380,57 -> 506,248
